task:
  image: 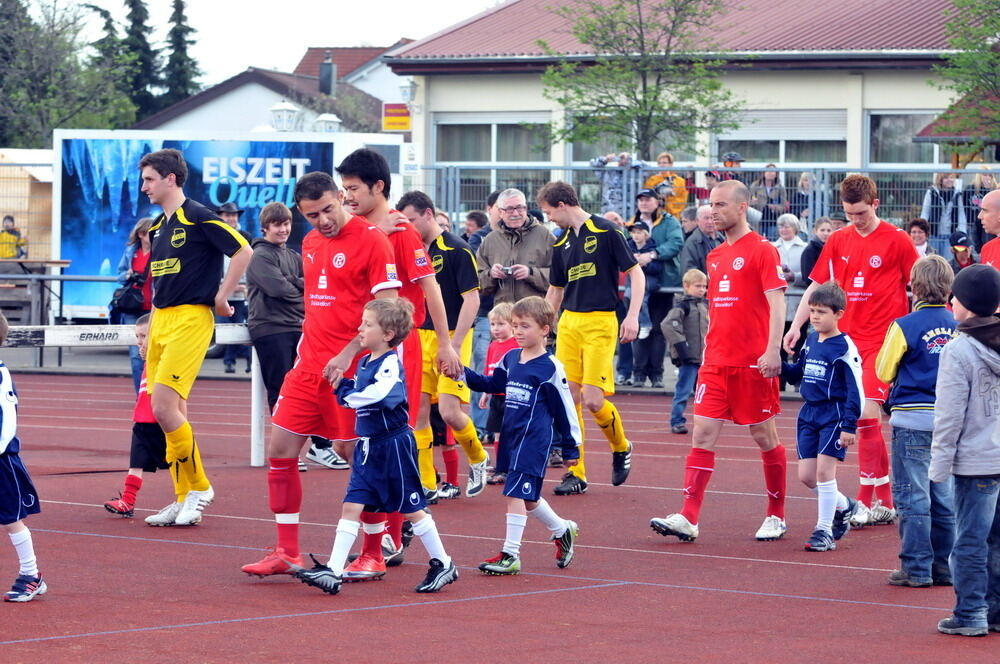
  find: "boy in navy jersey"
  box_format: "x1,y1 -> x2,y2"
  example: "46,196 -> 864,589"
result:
782,282 -> 863,551
286,298 -> 457,595
459,296 -> 582,574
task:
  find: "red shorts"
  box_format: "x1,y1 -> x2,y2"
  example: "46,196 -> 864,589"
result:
693,365 -> 780,426
857,342 -> 890,403
272,356 -> 362,442
396,332 -> 422,428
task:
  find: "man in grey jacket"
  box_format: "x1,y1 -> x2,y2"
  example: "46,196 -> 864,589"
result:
679,205 -> 723,275
929,264 -> 1000,637
476,188 -> 554,304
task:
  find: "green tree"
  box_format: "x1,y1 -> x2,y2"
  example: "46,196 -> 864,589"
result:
539,0 -> 743,160
123,0 -> 160,119
931,0 -> 1000,164
0,0 -> 34,146
160,0 -> 201,109
0,1 -> 135,148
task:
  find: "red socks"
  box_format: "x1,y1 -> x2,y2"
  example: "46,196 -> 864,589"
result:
360,511 -> 386,562
873,424 -> 894,508
856,419 -> 881,506
761,445 -> 787,519
386,512 -> 404,550
679,449 -> 715,524
122,474 -> 142,507
267,457 -> 302,558
443,445 -> 459,486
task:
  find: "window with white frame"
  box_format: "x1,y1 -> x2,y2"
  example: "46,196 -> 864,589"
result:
715,110 -> 848,166
867,112 -> 945,165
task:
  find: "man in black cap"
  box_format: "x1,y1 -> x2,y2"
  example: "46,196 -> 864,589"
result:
216,202 -> 253,372
948,231 -> 978,275
720,151 -> 747,184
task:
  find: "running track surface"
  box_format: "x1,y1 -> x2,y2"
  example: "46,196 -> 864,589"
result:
1,375 -> 992,662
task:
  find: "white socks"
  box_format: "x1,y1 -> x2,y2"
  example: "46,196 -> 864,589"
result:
815,480 -> 848,534
503,513 -> 528,556
328,519 -> 361,575
411,514 -> 451,567
9,528 -> 38,577
527,498 -> 568,537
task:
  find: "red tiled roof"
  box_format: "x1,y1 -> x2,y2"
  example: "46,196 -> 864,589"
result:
391,0 -> 954,61
294,40 -> 413,77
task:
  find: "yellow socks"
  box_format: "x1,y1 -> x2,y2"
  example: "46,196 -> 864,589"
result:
453,418 -> 487,465
164,421 -> 210,493
414,426 -> 437,491
594,400 -> 629,452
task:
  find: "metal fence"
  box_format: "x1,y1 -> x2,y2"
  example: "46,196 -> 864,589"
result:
0,161 -> 52,260
411,164 -> 996,240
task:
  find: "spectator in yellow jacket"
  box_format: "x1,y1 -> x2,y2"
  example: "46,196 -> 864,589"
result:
643,152 -> 688,219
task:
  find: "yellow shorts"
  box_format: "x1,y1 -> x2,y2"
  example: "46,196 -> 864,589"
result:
555,310 -> 617,396
146,305 -> 215,400
419,328 -> 473,403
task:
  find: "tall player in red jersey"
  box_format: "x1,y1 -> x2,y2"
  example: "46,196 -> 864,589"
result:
978,190 -> 1000,269
241,172 -> 401,577
784,175 -> 918,527
335,149 -> 461,580
650,180 -> 790,542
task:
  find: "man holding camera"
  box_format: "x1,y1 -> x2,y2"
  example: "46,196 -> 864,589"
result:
476,188 -> 555,305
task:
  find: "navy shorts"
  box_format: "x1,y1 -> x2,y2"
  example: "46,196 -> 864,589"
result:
0,452 -> 40,525
796,418 -> 848,461
503,471 -> 544,503
130,422 -> 169,472
344,428 -> 428,514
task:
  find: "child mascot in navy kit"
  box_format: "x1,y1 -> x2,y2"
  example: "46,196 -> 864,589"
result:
457,296 -> 582,574
781,282 -> 863,552
286,298 -> 457,595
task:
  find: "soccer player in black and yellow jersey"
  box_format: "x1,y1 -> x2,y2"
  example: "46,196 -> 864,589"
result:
138,149 -> 252,526
539,181 -> 644,495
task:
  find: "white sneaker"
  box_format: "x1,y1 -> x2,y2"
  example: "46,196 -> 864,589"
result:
849,502 -> 872,528
175,486 -> 215,526
869,499 -> 897,525
650,513 -> 699,542
306,444 -> 349,470
755,515 -> 788,541
638,326 -> 652,340
467,453 -> 489,498
145,501 -> 182,527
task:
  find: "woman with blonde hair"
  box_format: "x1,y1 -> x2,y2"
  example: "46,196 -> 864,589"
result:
962,167 -> 997,251
920,172 -> 965,253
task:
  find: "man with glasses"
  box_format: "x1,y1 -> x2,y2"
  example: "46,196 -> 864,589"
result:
477,188 -> 555,306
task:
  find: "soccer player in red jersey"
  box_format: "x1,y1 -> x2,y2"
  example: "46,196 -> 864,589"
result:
335,149 -> 461,580
978,190 -> 1000,269
650,180 -> 790,542
241,172 -> 401,577
784,175 -> 919,527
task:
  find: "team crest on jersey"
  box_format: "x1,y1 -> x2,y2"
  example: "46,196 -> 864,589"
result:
584,236 -> 598,254
386,263 -> 397,280
432,254 -> 444,273
869,255 -> 882,268
332,253 -> 346,269
732,257 -> 745,270
414,249 -> 428,267
170,227 -> 186,248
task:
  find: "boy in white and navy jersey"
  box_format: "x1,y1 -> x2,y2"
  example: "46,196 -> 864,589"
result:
459,296 -> 582,574
0,313 -> 46,602
782,282 -> 863,552
285,298 -> 457,596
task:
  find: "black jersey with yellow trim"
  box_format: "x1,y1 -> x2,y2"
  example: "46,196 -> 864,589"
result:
420,230 -> 479,330
549,215 -> 638,313
148,198 -> 249,308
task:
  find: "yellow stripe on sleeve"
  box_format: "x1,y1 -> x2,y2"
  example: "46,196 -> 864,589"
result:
875,321 -> 907,385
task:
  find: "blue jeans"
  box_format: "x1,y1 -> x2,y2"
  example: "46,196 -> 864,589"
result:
119,311 -> 145,393
670,363 -> 699,427
616,341 -> 633,379
890,427 -> 955,582
468,316 -> 491,430
950,475 -> 1000,627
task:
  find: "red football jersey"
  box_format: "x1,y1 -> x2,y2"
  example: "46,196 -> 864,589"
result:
981,237 -> 1000,269
134,369 -> 156,423
296,216 -> 401,374
704,232 -> 787,367
484,336 -> 519,395
810,221 -> 918,347
386,221 -> 435,327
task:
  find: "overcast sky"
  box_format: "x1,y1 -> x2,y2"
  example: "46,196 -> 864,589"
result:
82,0 -> 502,86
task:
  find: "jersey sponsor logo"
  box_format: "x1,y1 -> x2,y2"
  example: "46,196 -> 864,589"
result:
732,257 -> 745,270
414,248 -> 428,267
432,254 -> 444,273
583,235 -> 598,254
852,272 -> 864,288
170,227 -> 186,248
506,385 -> 531,403
718,275 -> 730,293
151,258 -> 181,277
332,252 -> 347,269
776,265 -> 784,279
386,263 -> 397,281
567,262 -> 596,282
869,255 -> 882,268
318,269 -> 328,289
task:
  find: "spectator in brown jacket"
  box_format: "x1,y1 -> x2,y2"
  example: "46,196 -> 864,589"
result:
476,188 -> 554,304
